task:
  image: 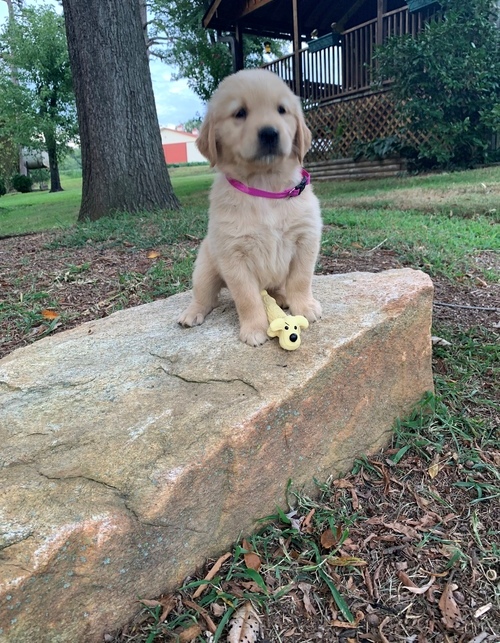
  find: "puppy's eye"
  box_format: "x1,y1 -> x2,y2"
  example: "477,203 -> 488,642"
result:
278,105 -> 286,114
234,107 -> 247,119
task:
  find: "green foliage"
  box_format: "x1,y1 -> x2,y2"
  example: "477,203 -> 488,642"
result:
375,0 -> 500,167
352,135 -> 404,161
0,177 -> 6,197
182,112 -> 203,132
11,173 -> 33,193
0,6 -> 78,170
149,0 -> 287,102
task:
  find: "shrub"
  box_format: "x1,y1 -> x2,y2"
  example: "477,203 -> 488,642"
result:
375,0 -> 500,168
11,173 -> 33,193
0,178 -> 6,197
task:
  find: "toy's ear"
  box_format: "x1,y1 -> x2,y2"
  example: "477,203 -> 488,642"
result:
294,315 -> 309,330
196,110 -> 218,166
269,318 -> 287,333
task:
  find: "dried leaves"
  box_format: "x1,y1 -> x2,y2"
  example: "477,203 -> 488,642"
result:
227,602 -> 261,643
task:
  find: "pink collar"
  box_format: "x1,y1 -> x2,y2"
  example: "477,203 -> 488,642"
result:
226,168 -> 310,199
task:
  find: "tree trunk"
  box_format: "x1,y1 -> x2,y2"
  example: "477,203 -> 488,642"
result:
61,0 -> 180,221
45,128 -> 63,193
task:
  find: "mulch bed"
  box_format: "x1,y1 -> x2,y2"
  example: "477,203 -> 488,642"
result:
1,232 -> 499,360
2,231 -> 499,642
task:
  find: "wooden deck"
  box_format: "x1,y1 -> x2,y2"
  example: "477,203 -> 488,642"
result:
262,5 -> 437,102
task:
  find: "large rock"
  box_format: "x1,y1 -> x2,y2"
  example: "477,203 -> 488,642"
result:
0,270 -> 433,642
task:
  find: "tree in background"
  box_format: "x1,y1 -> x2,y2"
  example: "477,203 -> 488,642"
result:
61,0 -> 180,221
376,0 -> 500,167
149,0 -> 287,102
0,5 -> 77,191
182,113 -> 203,132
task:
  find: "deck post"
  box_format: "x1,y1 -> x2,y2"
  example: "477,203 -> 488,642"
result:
234,22 -> 244,70
292,0 -> 302,96
376,0 -> 387,45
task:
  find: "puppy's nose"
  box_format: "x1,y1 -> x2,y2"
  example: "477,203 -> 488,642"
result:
289,333 -> 298,343
258,126 -> 279,150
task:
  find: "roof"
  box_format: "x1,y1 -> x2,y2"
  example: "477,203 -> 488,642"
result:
203,0 -> 408,40
160,127 -> 198,140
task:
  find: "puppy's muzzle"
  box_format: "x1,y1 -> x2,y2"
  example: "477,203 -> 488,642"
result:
258,126 -> 280,155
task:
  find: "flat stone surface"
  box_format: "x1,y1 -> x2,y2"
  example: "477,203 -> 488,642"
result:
0,269 -> 434,642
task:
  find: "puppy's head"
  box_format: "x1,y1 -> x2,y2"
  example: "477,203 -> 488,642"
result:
196,69 -> 312,170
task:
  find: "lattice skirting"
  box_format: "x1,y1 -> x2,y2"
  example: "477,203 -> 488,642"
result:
304,90 -> 428,162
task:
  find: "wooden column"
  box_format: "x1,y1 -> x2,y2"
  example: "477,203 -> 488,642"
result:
376,0 -> 387,45
292,0 -> 302,96
234,22 -> 244,71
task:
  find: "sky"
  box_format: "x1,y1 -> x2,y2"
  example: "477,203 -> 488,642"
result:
0,0 -> 206,129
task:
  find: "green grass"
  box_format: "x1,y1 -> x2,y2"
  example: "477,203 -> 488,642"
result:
0,166 -> 213,237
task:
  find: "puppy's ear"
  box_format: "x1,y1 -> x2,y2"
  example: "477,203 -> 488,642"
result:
196,111 -> 218,166
293,103 -> 312,164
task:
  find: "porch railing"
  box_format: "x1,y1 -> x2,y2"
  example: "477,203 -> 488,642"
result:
262,5 -> 437,102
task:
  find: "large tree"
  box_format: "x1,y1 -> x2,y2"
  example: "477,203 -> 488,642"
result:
149,0 -> 287,102
0,5 -> 77,191
61,0 -> 180,221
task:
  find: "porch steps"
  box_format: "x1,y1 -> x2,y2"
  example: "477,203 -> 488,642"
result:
307,157 -> 407,182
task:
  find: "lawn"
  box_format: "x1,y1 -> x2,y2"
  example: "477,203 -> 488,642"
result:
1,164 -> 498,642
0,165 -> 214,236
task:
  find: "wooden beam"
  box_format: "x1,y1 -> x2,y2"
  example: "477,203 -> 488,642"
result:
241,0 -> 276,18
203,0 -> 224,29
335,0 -> 368,31
292,0 -> 301,96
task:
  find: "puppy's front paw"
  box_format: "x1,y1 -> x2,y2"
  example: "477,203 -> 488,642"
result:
290,298 -> 322,323
239,326 -> 269,347
178,303 -> 211,327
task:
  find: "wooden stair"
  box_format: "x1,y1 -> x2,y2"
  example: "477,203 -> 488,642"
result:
307,157 -> 407,181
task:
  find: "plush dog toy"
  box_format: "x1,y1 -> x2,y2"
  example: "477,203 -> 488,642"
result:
261,290 -> 309,350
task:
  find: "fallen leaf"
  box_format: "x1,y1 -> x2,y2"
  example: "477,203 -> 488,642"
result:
474,603 -> 492,618
227,601 -> 261,643
183,599 -> 217,634
159,595 -> 176,622
332,619 -> 358,628
298,582 -> 317,616
439,582 -> 462,629
178,623 -> 202,642
210,602 -> 226,617
328,556 -> 367,567
192,552 -> 231,599
400,575 -> 435,595
428,461 -> 440,479
431,336 -> 452,346
147,250 -> 161,259
384,521 -> 419,539
302,508 -> 315,533
321,528 -> 337,549
41,309 -> 59,320
242,539 -> 261,571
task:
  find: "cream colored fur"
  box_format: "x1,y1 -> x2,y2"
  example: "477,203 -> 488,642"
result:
178,69 -> 323,346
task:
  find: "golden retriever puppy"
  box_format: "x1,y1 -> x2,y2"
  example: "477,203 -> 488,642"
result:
178,68 -> 322,346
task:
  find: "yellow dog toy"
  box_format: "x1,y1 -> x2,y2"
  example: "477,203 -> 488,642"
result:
261,290 -> 309,350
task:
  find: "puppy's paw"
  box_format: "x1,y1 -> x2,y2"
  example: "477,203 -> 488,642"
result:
239,326 -> 269,347
290,298 -> 322,323
178,303 -> 211,327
